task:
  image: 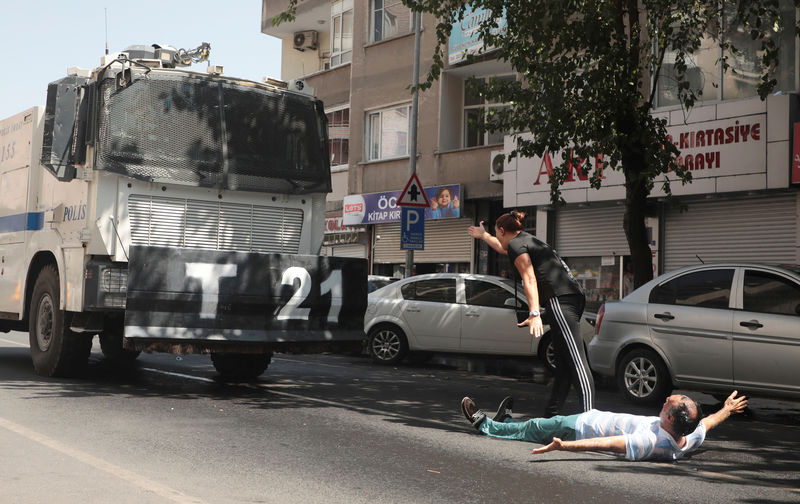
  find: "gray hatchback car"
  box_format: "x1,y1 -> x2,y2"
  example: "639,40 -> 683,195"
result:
588,263 -> 800,405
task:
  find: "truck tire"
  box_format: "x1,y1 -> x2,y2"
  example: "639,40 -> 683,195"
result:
99,331 -> 141,362
211,352 -> 272,382
28,265 -> 92,377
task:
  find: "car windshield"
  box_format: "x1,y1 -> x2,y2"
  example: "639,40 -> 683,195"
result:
368,279 -> 393,292
96,72 -> 331,194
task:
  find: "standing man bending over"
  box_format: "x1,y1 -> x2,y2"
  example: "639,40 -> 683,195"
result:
460,392 -> 747,461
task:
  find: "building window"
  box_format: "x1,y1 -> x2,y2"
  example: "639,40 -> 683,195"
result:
331,0 -> 353,68
327,108 -> 350,167
367,105 -> 411,161
372,0 -> 412,42
463,75 -> 514,148
656,0 -> 796,107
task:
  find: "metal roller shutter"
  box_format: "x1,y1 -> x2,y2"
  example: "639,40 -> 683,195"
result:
330,244 -> 366,258
663,195 -> 798,272
555,205 -> 629,257
373,218 -> 473,263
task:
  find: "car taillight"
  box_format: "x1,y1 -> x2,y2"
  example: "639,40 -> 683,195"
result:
594,304 -> 605,336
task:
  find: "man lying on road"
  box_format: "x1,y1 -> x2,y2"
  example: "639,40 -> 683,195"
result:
460,391 -> 747,461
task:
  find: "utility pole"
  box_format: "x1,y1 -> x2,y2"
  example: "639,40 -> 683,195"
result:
405,10 -> 422,278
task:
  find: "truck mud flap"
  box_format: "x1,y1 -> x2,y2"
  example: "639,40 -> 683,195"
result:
124,246 -> 367,343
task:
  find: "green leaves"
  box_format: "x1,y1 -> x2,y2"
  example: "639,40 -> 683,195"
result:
403,0 -> 792,203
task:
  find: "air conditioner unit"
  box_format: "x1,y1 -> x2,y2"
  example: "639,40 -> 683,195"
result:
489,150 -> 505,182
293,31 -> 319,51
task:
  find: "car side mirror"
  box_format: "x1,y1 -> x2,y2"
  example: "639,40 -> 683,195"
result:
504,298 -> 521,309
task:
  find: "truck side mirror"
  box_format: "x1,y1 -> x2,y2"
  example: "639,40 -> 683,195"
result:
41,75 -> 90,180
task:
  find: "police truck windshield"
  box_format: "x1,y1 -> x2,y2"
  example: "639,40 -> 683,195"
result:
95,72 -> 332,195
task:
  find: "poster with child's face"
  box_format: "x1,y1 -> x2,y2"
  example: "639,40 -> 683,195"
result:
424,184 -> 461,220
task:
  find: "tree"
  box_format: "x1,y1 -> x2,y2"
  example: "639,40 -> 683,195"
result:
410,0 -> 798,287
275,0 -> 797,287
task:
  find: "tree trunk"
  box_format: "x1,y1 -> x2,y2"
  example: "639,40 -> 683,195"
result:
622,154 -> 654,290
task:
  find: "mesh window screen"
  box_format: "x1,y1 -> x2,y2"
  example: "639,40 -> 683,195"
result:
96,72 -> 331,194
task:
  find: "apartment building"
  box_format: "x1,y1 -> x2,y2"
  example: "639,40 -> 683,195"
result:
261,0 -> 516,278
262,1 -> 800,309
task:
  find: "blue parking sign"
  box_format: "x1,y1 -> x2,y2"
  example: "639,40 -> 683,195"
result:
401,207 -> 424,250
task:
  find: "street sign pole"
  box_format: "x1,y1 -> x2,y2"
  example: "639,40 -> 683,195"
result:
406,10 -> 422,278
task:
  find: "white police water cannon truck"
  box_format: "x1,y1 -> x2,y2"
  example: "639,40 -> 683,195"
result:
0,43 -> 366,380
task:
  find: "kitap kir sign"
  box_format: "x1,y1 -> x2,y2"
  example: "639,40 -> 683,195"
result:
342,183 -> 461,225
510,115 -> 768,206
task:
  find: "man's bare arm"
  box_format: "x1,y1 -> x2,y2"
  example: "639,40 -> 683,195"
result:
701,390 -> 747,432
531,436 -> 626,455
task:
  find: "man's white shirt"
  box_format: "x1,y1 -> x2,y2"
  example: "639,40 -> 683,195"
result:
575,409 -> 707,461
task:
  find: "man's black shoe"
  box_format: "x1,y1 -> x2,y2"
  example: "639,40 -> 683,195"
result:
461,397 -> 486,430
493,396 -> 514,422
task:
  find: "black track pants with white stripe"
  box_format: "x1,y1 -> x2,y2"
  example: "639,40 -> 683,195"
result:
543,294 -> 594,415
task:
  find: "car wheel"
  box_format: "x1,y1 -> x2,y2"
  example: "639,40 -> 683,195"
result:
368,325 -> 408,365
538,333 -> 557,373
616,348 -> 672,406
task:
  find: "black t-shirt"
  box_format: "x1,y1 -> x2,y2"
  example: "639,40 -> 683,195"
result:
507,231 -> 583,303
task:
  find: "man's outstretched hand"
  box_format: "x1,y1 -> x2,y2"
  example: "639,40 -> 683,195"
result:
531,438 -> 564,454
722,390 -> 748,415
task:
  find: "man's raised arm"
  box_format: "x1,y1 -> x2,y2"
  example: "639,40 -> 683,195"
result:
701,390 -> 748,432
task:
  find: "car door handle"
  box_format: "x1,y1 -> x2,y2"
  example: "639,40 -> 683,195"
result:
739,320 -> 763,329
654,312 -> 675,321
406,307 -> 421,313
465,311 -> 480,317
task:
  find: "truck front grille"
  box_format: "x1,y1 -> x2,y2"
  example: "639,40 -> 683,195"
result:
128,195 -> 304,253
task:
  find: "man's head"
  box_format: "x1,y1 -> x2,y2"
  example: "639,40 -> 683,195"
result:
660,394 -> 704,436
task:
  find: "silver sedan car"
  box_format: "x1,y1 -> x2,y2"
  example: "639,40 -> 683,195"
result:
364,273 -> 592,368
588,263 -> 800,405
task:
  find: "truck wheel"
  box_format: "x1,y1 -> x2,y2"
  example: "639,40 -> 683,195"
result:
28,265 -> 92,377
616,348 -> 672,406
99,331 -> 141,362
211,352 -> 272,382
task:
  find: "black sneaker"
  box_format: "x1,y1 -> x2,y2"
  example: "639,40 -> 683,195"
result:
460,397 -> 486,429
493,396 -> 514,422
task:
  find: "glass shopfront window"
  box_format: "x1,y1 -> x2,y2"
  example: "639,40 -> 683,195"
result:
565,256 -> 633,313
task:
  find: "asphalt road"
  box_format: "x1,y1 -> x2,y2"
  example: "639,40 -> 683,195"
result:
0,330 -> 798,504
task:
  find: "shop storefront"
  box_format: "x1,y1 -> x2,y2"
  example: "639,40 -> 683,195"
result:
663,193 -> 799,271
502,94 -> 800,308
343,184 -> 473,276
322,215 -> 367,258
554,205 -> 643,311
